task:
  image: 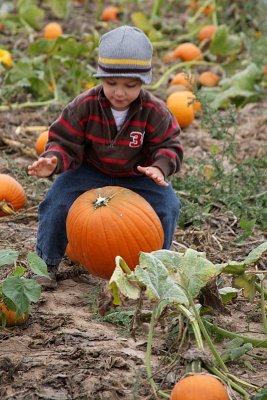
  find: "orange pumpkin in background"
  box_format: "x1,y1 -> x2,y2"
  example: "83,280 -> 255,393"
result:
100,6 -> 120,21
198,24 -> 218,42
35,130 -> 49,155
66,186 -> 164,279
166,90 -> 197,128
198,71 -> 221,87
173,42 -> 203,61
43,22 -> 63,40
0,303 -> 29,327
171,373 -> 230,400
0,174 -> 26,217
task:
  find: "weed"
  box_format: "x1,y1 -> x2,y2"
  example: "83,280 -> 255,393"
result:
173,92 -> 267,234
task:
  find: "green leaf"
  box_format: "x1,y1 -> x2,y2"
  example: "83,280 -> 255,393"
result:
210,25 -> 242,56
28,39 -> 55,55
130,12 -> 153,33
243,241 -> 267,267
109,257 -> 140,305
12,265 -> 26,277
151,249 -> 223,299
220,63 -> 262,92
219,286 -> 239,304
233,274 -> 256,302
219,261 -> 245,275
2,276 -> 41,315
252,388 -> 267,400
0,249 -> 19,267
45,0 -> 71,19
134,253 -> 189,306
17,0 -> 44,29
221,342 -> 253,362
223,337 -> 244,349
220,241 -> 267,274
27,252 -> 49,277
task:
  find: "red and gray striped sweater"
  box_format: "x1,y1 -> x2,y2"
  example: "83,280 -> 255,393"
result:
42,85 -> 183,178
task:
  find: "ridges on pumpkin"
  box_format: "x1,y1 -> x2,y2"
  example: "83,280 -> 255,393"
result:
0,174 -> 27,217
66,186 -> 164,279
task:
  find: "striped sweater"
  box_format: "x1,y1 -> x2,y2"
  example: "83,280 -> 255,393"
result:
42,85 -> 183,178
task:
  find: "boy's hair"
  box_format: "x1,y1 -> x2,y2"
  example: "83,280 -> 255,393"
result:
94,25 -> 153,84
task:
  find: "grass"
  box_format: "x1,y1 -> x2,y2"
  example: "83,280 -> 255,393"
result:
173,89 -> 267,238
173,155 -> 267,233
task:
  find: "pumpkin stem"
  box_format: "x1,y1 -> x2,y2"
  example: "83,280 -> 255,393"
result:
0,201 -> 15,215
93,194 -> 115,209
185,359 -> 202,374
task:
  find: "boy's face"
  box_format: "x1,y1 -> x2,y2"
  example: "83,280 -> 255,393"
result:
102,77 -> 142,111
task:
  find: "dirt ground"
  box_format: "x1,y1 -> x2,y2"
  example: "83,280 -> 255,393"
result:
0,98 -> 266,399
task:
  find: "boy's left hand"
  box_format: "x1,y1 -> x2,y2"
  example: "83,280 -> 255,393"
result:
137,165 -> 169,187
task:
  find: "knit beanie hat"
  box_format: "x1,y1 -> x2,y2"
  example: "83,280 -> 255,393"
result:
94,25 -> 153,84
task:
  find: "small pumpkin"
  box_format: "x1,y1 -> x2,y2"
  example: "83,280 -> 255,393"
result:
66,186 -> 164,280
171,373 -> 230,400
35,130 -> 49,155
0,302 -> 29,327
166,90 -> 196,128
100,6 -> 120,21
198,24 -> 217,42
198,71 -> 221,87
173,42 -> 203,61
0,174 -> 27,217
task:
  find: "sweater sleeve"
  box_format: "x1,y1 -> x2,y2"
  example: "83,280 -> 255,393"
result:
40,101 -> 86,174
145,109 -> 183,178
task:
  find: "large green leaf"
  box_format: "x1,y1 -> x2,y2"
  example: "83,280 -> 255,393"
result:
204,63 -> 263,109
210,25 -> 243,56
27,252 -> 49,277
134,253 -> 189,306
44,0 -> 71,19
0,249 -> 19,267
150,249 -> 222,299
2,276 -> 41,315
17,0 -> 44,29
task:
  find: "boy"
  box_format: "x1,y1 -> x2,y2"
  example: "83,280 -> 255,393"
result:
28,25 -> 183,289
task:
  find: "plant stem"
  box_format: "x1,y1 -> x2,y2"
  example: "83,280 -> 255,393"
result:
204,320 -> 267,348
206,365 -> 250,399
118,257 -> 132,275
255,282 -> 267,299
190,300 -> 229,372
147,60 -> 224,90
146,306 -> 169,399
151,0 -> 164,18
178,304 -> 204,350
0,98 -> 59,111
259,275 -> 267,335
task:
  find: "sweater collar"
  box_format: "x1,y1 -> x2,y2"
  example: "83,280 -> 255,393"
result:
98,85 -> 143,113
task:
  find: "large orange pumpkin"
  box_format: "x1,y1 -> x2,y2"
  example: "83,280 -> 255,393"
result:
171,373 -> 230,400
66,186 -> 164,279
0,174 -> 27,217
0,303 -> 29,327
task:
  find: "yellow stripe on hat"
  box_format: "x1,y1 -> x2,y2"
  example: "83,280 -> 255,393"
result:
99,56 -> 151,66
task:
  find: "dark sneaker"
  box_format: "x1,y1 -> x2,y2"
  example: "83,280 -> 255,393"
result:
33,265 -> 59,290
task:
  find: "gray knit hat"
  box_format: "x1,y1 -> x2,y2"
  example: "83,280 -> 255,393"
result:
94,25 -> 153,84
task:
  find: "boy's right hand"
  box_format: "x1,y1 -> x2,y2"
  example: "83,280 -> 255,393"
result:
28,156 -> 58,177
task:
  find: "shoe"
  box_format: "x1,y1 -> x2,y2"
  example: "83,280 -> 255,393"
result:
33,264 -> 59,290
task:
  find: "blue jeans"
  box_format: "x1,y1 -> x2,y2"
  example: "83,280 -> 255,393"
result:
36,164 -> 181,265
